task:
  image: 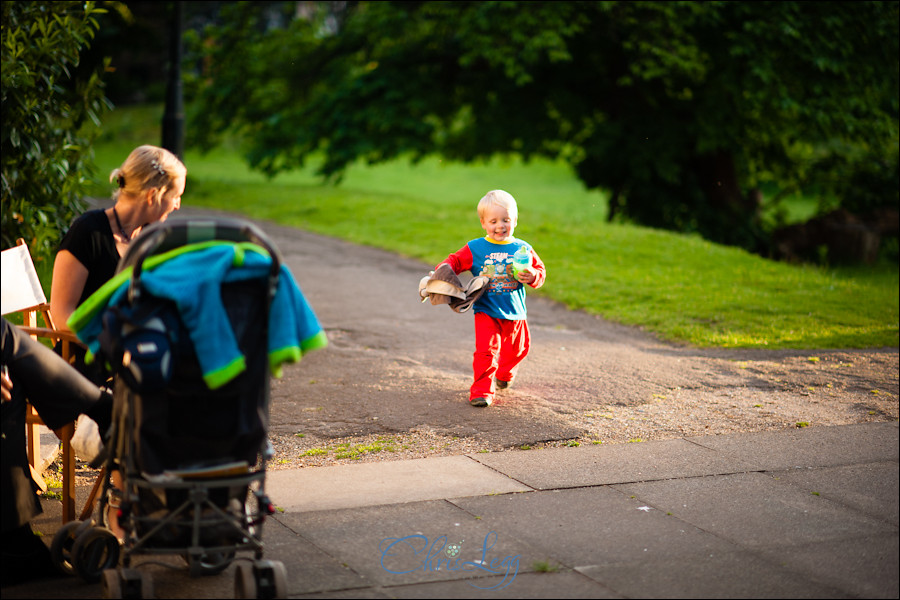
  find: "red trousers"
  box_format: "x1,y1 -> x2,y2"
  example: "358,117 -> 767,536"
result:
470,312 -> 530,401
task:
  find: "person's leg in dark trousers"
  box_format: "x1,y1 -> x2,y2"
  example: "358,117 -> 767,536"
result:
1,318 -> 110,586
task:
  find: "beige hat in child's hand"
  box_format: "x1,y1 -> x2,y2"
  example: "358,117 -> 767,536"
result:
418,270 -> 462,305
418,264 -> 488,312
449,275 -> 489,313
425,264 -> 467,303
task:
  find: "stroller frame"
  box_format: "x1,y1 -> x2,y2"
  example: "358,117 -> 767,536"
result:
54,216 -> 289,599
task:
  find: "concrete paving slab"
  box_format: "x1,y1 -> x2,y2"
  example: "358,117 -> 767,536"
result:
386,571 -> 623,598
110,558 -> 234,600
770,461 -> 899,526
754,534 -> 899,600
274,499 -> 542,591
687,421 -> 899,470
25,488 -> 369,599
576,548 -> 850,599
9,423 -> 898,599
466,437 -> 760,489
449,486 -> 740,567
262,517 -> 375,596
38,426 -> 62,470
293,589 -> 394,599
0,575 -> 100,600
613,471 -> 895,547
266,455 -> 531,513
0,555 -> 239,600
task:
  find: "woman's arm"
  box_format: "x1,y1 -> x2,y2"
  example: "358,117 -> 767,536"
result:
50,250 -> 89,331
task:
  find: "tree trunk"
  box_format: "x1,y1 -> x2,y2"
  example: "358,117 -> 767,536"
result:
690,150 -> 764,249
692,150 -> 755,216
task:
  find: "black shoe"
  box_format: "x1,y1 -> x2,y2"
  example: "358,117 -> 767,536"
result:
495,377 -> 514,390
469,397 -> 492,407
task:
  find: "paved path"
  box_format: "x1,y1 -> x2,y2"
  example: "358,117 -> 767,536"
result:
12,421 -> 899,598
231,211 -> 898,450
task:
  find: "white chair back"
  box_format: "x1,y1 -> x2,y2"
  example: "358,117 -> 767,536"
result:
1,241 -> 48,315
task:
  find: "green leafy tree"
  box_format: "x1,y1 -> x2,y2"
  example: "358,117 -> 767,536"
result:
1,1 -> 111,261
188,1 -> 898,255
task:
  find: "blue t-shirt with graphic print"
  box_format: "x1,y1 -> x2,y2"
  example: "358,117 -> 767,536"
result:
466,237 -> 532,320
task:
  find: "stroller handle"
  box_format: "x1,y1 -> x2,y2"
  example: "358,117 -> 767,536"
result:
119,216 -> 283,305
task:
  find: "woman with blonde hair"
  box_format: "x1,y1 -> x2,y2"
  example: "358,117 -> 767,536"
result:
48,145 -> 185,541
50,145 -> 186,337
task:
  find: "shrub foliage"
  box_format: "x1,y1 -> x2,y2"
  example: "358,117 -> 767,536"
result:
1,1 -> 111,260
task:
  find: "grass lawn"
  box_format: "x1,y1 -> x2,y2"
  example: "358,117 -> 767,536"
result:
83,104 -> 898,350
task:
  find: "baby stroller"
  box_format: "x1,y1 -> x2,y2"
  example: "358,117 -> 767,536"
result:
50,216 -> 325,599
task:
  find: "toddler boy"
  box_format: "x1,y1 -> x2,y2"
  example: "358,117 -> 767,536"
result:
437,190 -> 546,407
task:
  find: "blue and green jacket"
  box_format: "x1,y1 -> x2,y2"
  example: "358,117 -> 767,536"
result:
69,242 -> 327,390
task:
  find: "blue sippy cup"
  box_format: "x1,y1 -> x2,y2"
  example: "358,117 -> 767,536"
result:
511,245 -> 531,278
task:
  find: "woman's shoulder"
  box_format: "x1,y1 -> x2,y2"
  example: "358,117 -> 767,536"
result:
59,209 -> 110,251
69,208 -> 107,228
65,209 -> 111,237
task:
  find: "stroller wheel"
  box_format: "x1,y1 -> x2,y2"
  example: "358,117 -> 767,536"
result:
253,559 -> 288,599
186,549 -> 236,577
50,520 -> 91,575
102,569 -> 121,599
72,527 -> 121,583
102,568 -> 153,600
234,562 -> 256,599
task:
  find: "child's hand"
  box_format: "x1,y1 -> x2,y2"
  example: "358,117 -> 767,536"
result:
516,268 -> 536,285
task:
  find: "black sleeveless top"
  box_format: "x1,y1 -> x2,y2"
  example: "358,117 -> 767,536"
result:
56,209 -> 120,384
57,209 -> 120,305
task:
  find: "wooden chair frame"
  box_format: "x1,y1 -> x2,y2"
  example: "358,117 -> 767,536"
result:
2,239 -> 102,522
